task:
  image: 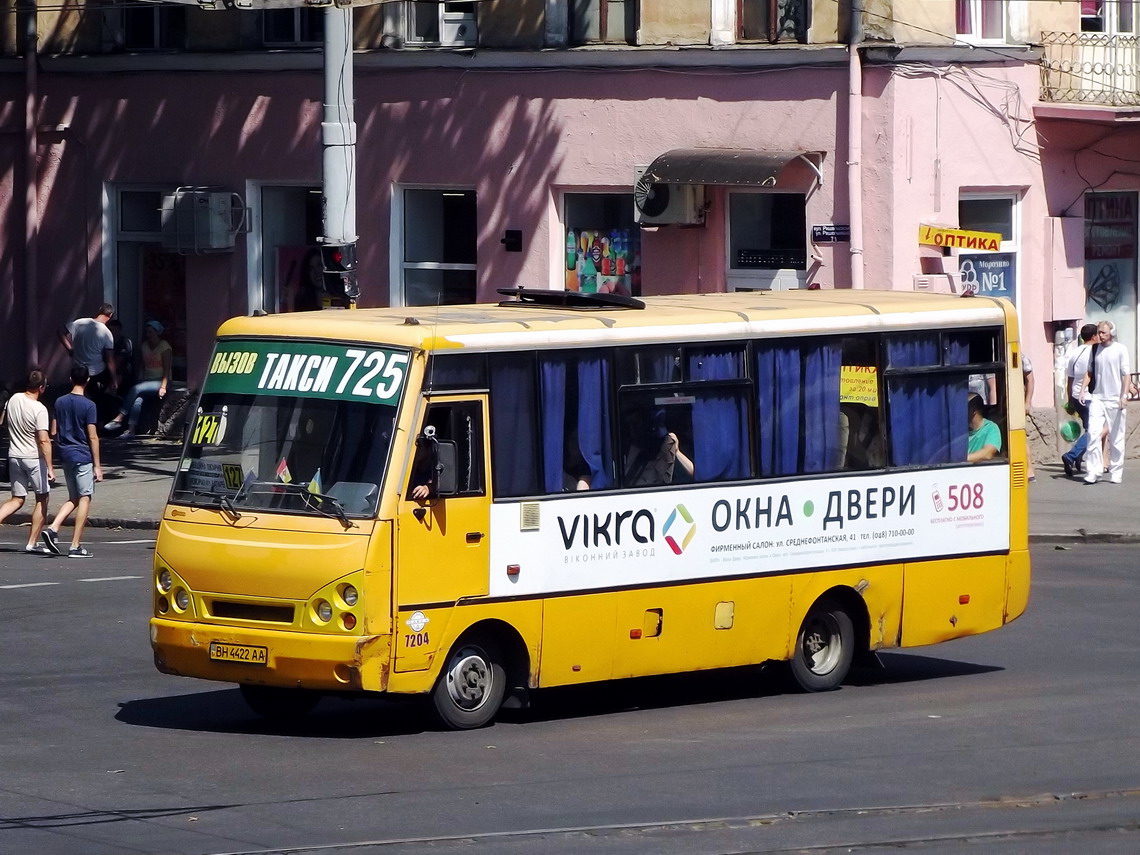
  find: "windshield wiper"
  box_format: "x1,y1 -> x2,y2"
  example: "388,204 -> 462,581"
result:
236,481 -> 356,529
186,489 -> 242,521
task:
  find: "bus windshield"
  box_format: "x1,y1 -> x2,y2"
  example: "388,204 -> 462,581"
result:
171,339 -> 411,518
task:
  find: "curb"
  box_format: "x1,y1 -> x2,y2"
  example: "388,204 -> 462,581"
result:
1029,532 -> 1140,545
5,514 -> 159,531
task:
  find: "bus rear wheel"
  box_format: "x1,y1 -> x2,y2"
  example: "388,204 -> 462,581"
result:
432,636 -> 506,730
239,684 -> 321,722
790,600 -> 854,692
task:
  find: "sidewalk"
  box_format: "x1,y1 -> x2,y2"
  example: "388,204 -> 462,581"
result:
1,440 -> 1136,540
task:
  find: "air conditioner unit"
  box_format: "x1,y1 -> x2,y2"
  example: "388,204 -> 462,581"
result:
161,187 -> 246,255
912,272 -> 962,294
633,168 -> 706,226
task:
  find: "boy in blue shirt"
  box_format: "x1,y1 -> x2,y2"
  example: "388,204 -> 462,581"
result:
41,364 -> 103,558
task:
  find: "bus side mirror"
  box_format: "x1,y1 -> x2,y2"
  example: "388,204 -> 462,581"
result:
435,441 -> 459,496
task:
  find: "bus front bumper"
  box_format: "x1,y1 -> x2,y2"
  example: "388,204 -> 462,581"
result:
150,618 -> 391,692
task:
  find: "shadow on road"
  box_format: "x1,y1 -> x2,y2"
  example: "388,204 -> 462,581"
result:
117,652 -> 1001,737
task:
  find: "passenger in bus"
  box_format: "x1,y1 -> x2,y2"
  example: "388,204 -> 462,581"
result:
623,410 -> 694,486
839,403 -> 884,470
966,394 -> 1002,462
563,431 -> 592,491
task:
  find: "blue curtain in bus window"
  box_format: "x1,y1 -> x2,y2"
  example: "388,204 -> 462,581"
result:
756,343 -> 802,476
802,343 -> 843,472
576,357 -> 613,489
489,354 -> 540,497
539,358 -> 568,494
688,349 -> 749,481
640,351 -> 677,383
886,336 -> 968,465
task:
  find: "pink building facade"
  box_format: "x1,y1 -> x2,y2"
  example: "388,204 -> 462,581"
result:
1,35 -> 1131,409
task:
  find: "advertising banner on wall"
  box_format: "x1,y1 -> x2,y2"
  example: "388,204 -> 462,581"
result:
959,252 -> 1017,303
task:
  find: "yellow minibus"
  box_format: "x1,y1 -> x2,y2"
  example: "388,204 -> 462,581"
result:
150,289 -> 1030,728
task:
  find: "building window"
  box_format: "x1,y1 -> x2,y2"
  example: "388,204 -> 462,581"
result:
400,189 -> 478,306
263,8 -> 324,46
563,193 -> 641,296
406,2 -> 477,46
956,0 -> 1006,42
120,3 -> 186,50
1084,192 -> 1138,362
569,0 -> 636,44
738,0 -> 807,43
1081,1 -> 1136,34
727,191 -> 807,290
958,195 -> 1019,304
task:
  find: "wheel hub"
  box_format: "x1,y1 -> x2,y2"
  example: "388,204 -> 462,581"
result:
447,651 -> 490,709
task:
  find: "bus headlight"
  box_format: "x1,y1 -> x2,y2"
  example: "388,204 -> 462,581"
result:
174,588 -> 190,611
157,570 -> 172,593
341,585 -> 358,607
315,600 -> 333,622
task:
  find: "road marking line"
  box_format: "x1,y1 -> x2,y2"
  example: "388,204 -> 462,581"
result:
104,539 -> 155,545
0,582 -> 60,589
79,576 -> 143,583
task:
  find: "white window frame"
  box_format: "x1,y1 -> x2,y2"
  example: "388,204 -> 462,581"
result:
404,1 -> 477,47
955,0 -> 1008,44
725,188 -> 808,292
389,185 -> 479,308
957,192 -> 1021,318
1081,0 -> 1137,35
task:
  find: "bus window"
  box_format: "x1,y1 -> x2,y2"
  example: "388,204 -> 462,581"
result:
408,401 -> 485,499
489,353 -> 540,498
755,338 -> 844,477
884,331 -> 1004,467
617,346 -> 681,385
539,353 -> 615,492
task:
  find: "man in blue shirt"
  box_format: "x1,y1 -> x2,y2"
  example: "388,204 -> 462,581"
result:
41,364 -> 103,558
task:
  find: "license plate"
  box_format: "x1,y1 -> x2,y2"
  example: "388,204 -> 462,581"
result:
209,642 -> 268,665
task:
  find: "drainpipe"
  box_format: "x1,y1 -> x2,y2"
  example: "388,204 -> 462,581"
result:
23,0 -> 39,363
847,0 -> 864,290
319,5 -> 359,304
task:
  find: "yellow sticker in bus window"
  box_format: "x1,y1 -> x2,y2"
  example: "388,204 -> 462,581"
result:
191,411 -> 228,446
840,366 -> 879,406
222,464 -> 244,491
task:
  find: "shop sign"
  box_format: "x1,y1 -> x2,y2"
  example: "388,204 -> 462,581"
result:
918,224 -> 1002,251
959,253 -> 1017,302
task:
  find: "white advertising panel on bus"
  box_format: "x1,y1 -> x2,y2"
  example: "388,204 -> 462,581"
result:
489,467 -> 1010,598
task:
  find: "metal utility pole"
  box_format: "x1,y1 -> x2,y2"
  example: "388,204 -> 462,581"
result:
318,4 -> 359,304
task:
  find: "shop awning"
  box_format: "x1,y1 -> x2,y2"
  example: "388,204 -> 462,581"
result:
639,149 -> 823,187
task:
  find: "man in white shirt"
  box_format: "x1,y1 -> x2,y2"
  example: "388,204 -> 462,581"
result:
58,303 -> 119,393
0,369 -> 56,552
1080,321 -> 1133,485
1062,324 -> 1098,477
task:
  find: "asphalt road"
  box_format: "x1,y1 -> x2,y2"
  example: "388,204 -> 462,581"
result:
1,536 -> 1138,855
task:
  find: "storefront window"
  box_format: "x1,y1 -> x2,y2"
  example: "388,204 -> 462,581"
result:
727,191 -> 806,290
401,189 -> 477,306
564,193 -> 641,297
958,195 -> 1018,304
1084,192 -> 1138,361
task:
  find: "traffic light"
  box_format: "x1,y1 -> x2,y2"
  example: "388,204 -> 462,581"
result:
320,243 -> 359,301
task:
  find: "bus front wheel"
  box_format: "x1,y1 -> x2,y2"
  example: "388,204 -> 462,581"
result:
790,600 -> 854,692
239,684 -> 321,721
432,636 -> 506,730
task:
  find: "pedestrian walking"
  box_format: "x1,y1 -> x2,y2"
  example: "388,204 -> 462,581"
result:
1080,321 -> 1132,485
40,364 -> 103,558
58,302 -> 119,395
1062,323 -> 1098,477
0,368 -> 55,553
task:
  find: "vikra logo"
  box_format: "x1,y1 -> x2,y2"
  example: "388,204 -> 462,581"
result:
662,504 -> 696,555
557,509 -> 655,550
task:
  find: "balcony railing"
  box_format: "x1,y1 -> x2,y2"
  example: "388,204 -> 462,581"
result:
1040,31 -> 1140,107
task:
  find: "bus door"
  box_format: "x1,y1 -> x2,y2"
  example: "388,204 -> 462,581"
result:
394,397 -> 489,672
